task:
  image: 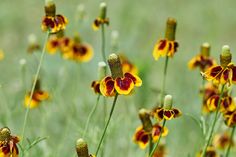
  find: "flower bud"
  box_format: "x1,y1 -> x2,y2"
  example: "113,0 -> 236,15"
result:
99,2 -> 107,19
139,108 -> 153,132
108,53 -> 123,79
200,42 -> 210,57
76,138 -> 89,157
165,17 -> 177,41
0,127 -> 11,141
164,95 -> 173,109
98,61 -> 107,80
220,45 -> 232,67
45,0 -> 56,16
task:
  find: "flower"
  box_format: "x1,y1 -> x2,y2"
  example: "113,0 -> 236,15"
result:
99,54 -> 142,97
100,72 -> 142,96
152,107 -> 181,121
71,42 -> 93,62
119,54 -> 138,75
0,127 -> 19,157
202,45 -> 236,85
153,18 -> 178,60
206,94 -> 235,113
24,80 -> 49,109
92,2 -> 109,31
196,146 -> 218,157
200,83 -> 219,114
213,131 -> 234,150
76,138 -> 94,157
46,35 -> 60,54
91,62 -> 106,95
0,49 -> 4,61
188,43 -> 216,71
223,108 -> 236,127
91,81 -> 101,94
133,123 -> 168,149
41,1 -> 68,33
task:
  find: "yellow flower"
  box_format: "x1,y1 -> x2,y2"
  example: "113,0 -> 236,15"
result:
213,131 -> 234,150
188,54 -> 216,71
153,39 -> 178,60
0,50 -> 4,61
152,107 -> 181,121
100,72 -> 142,97
0,127 -> 20,157
46,36 -> 60,54
24,90 -> 49,109
133,123 -> 168,149
92,18 -> 109,31
71,43 -> 93,62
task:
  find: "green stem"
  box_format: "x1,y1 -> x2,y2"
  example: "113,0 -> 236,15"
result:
101,96 -> 107,157
201,77 -> 205,113
101,24 -> 106,64
201,84 -> 225,157
21,31 -> 50,148
149,119 -> 167,157
82,94 -> 101,138
148,135 -> 153,155
95,94 -> 119,156
160,57 -> 169,107
225,126 -> 235,157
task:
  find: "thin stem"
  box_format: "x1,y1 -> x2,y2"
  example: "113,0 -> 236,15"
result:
201,84 -> 225,157
101,24 -> 106,64
95,94 -> 119,156
82,95 -> 101,138
148,135 -> 153,155
21,31 -> 50,146
101,96 -> 107,157
149,119 -> 167,157
201,77 -> 205,114
225,126 -> 235,157
160,57 -> 169,107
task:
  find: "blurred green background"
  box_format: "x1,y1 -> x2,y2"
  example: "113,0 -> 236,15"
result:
0,0 -> 236,156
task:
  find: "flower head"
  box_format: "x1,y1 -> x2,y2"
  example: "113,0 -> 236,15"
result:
76,138 -> 94,157
213,131 -> 234,150
153,18 -> 179,60
92,2 -> 109,31
188,43 -> 216,71
202,45 -> 236,85
152,95 -> 181,121
24,80 -> 49,109
0,127 -> 19,157
41,1 -> 68,33
197,146 -> 218,157
99,54 -> 142,97
223,108 -> 236,127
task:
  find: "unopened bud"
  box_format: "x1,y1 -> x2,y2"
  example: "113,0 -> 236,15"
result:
45,0 -> 56,16
0,127 -> 11,141
164,95 -> 173,109
99,2 -> 107,19
165,17 -> 177,41
98,61 -> 107,80
108,53 -> 123,79
139,108 -> 153,132
76,138 -> 89,157
200,42 -> 210,57
220,45 -> 231,67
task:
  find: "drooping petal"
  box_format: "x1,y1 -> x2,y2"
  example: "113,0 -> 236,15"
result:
24,94 -> 39,109
231,65 -> 236,84
133,126 -> 150,149
33,90 -> 49,101
220,68 -> 232,85
152,108 -> 164,121
207,95 -> 219,111
163,109 -> 174,120
91,81 -> 101,94
203,65 -> 223,83
152,123 -> 168,142
114,77 -> 134,95
99,76 -> 115,97
172,108 -> 182,118
124,73 -> 142,87
153,39 -> 169,60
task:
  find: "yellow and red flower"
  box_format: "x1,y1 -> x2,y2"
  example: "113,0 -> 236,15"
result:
133,123 -> 168,149
152,107 -> 181,121
223,108 -> 236,127
153,39 -> 178,61
71,43 -> 93,62
119,54 -> 138,75
188,55 -> 216,71
203,63 -> 236,85
152,144 -> 166,157
91,81 -> 101,94
0,127 -> 19,157
92,18 -> 109,31
99,72 -> 142,97
213,131 -> 234,150
46,36 -> 60,54
42,14 -> 68,33
24,90 -> 49,109
196,146 -> 218,157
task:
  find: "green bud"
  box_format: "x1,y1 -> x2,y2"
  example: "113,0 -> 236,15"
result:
76,138 -> 89,157
108,53 -> 123,79
220,45 -> 232,67
165,17 -> 177,41
164,95 -> 173,109
139,108 -> 153,132
0,127 -> 11,141
200,42 -> 210,57
44,0 -> 56,16
99,2 -> 107,19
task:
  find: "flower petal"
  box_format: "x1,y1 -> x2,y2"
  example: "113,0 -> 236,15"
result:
114,77 -> 134,95
124,73 -> 142,87
100,76 -> 115,97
